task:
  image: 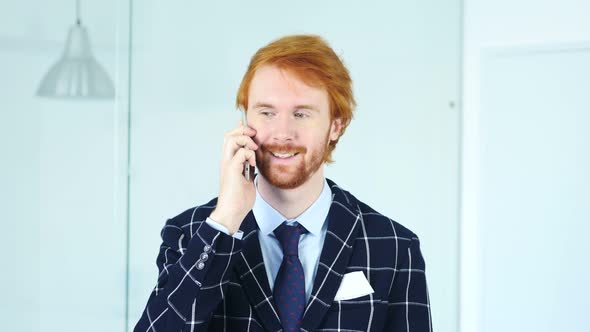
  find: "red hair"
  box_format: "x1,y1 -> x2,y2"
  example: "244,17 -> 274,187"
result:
236,34 -> 355,164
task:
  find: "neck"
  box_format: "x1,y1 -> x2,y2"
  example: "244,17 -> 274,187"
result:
257,167 -> 325,220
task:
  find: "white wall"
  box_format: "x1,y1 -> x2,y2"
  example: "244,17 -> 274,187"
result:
461,1 -> 590,331
128,1 -> 462,331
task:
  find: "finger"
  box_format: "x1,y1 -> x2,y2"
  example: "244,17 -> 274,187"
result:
222,135 -> 258,161
231,147 -> 257,170
229,149 -> 256,178
225,124 -> 257,138
232,135 -> 258,150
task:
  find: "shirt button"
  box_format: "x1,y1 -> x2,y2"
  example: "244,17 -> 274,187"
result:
203,245 -> 212,253
200,253 -> 209,261
196,261 -> 205,270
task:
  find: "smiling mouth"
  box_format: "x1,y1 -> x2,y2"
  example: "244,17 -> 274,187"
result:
270,151 -> 300,159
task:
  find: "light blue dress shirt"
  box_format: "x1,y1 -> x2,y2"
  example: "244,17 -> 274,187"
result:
206,175 -> 332,303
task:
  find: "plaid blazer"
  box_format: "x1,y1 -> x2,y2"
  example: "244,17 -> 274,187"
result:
134,179 -> 432,331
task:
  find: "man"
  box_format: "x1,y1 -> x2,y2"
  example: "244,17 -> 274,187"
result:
135,34 -> 432,332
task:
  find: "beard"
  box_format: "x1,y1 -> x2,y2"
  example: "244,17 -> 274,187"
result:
255,131 -> 330,190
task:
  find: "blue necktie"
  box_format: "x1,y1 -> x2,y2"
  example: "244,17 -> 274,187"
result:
273,223 -> 307,331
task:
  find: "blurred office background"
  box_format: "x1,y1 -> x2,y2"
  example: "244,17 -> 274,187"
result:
1,0 -> 587,331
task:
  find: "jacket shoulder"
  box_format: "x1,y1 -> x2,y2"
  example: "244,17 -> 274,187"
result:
351,194 -> 418,242
166,197 -> 218,230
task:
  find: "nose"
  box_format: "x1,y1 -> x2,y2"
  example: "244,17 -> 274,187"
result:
270,114 -> 297,143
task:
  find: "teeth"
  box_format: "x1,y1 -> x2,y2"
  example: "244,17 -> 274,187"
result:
272,152 -> 296,158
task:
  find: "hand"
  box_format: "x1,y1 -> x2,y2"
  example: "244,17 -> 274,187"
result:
209,120 -> 258,235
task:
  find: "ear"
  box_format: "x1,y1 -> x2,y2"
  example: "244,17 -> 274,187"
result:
329,118 -> 343,142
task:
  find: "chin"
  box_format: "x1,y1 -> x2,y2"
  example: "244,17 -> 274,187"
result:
257,147 -> 326,190
264,170 -> 308,190
262,163 -> 324,190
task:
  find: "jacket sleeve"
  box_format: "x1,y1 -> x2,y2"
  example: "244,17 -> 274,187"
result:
384,236 -> 433,332
133,217 -> 242,332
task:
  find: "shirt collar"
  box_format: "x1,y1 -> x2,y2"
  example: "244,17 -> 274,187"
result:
252,175 -> 332,236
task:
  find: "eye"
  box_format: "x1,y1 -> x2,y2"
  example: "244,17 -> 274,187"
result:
260,110 -> 275,117
294,112 -> 308,119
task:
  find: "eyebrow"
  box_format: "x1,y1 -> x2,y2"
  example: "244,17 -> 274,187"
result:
252,102 -> 320,112
252,102 -> 274,110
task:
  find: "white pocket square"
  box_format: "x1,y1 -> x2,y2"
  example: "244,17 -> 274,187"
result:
334,271 -> 375,301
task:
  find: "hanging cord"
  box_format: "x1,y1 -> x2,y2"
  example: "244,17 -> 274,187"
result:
76,0 -> 81,25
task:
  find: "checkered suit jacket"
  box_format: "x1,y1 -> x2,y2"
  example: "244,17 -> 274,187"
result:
134,179 -> 432,331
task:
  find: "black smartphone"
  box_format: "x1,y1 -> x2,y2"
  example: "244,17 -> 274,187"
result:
242,112 -> 256,181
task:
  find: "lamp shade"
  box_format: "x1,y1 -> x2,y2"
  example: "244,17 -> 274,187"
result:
37,22 -> 115,99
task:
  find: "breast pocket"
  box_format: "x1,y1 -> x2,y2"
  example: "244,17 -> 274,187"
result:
333,293 -> 385,311
319,294 -> 387,331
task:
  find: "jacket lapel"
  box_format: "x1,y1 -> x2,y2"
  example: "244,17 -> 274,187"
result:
300,179 -> 362,332
233,211 -> 283,332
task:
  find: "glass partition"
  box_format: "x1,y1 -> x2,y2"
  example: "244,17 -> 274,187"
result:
0,0 -> 130,330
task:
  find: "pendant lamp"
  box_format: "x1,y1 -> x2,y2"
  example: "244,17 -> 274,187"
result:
36,0 -> 115,99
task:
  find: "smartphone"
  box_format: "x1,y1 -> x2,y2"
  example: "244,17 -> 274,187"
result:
242,111 -> 256,181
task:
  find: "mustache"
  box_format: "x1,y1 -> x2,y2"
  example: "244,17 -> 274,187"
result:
260,143 -> 307,154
